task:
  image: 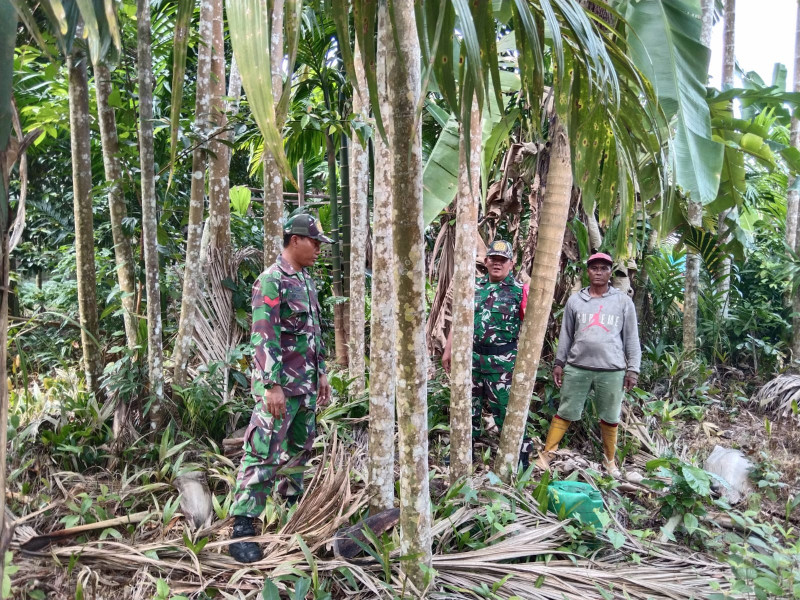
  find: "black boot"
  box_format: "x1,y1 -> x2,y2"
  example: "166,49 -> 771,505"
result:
229,516 -> 263,563
519,438 -> 532,472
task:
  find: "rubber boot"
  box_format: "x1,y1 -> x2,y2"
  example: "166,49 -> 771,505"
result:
600,421 -> 621,478
229,516 -> 263,563
519,438 -> 532,472
535,417 -> 570,470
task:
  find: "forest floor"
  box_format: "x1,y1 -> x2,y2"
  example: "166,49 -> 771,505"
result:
4,373 -> 800,599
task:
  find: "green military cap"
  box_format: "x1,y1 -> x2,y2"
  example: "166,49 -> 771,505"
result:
284,213 -> 334,243
486,239 -> 513,260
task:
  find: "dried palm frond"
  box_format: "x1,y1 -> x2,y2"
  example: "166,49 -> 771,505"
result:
192,247 -> 261,373
13,434 -> 733,599
285,433 -> 367,550
752,373 -> 800,424
425,214 -> 455,357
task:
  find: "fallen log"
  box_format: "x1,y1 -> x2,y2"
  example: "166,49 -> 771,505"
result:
331,508 -> 400,559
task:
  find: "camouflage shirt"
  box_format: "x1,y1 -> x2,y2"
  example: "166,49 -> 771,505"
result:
251,255 -> 327,398
472,273 -> 526,373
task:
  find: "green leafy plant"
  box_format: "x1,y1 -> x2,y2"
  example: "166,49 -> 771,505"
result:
644,456 -> 716,543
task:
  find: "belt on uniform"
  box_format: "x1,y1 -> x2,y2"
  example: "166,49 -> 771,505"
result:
473,340 -> 518,356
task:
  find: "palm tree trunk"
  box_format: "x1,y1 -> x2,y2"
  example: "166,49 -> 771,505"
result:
791,1 -> 800,370
340,125 -> 352,361
325,131 -> 348,365
172,0 -> 215,389
95,64 -> 138,353
449,95 -> 481,483
68,51 -> 104,401
137,0 -> 166,428
388,0 -> 432,588
789,5 -> 800,255
348,39 -> 369,395
206,0 -> 231,259
716,0 -> 736,318
263,0 -> 285,267
367,2 -> 396,515
495,118 -> 572,482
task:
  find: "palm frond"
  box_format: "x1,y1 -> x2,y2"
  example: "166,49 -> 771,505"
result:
752,373 -> 800,424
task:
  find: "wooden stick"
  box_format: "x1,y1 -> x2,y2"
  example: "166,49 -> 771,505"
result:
21,510 -> 156,552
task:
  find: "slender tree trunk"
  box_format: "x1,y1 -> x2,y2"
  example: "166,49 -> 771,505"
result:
340,126 -> 352,361
0,233 -> 8,556
340,86 -> 352,307
348,39 -> 369,395
297,160 -> 305,207
263,0 -> 285,267
495,119 -> 572,482
68,51 -> 104,400
791,2 -> 800,370
388,0 -> 432,589
683,216 -> 702,354
206,0 -> 231,257
449,95 -> 481,483
137,0 -> 166,428
367,2 -> 396,515
683,0 -> 715,355
788,4 -> 800,269
201,52 -> 241,262
716,0 -> 736,318
95,64 -> 138,352
326,131 -> 348,365
0,5 -> 15,559
634,227 -> 657,334
172,0 -> 215,389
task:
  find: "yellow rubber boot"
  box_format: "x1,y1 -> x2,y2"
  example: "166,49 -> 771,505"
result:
535,417 -> 570,470
600,422 -> 621,478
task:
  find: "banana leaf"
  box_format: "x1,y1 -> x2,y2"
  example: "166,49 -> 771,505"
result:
626,0 -> 723,205
422,72 -> 518,227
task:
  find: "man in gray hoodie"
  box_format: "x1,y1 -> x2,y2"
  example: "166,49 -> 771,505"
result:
536,252 -> 641,476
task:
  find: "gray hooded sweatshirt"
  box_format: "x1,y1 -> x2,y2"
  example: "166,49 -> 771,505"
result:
554,286 -> 641,373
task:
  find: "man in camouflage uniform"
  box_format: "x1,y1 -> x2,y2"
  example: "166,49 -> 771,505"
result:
442,239 -> 531,467
229,213 -> 333,563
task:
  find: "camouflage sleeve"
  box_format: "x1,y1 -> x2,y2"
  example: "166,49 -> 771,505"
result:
317,302 -> 327,376
252,271 -> 283,390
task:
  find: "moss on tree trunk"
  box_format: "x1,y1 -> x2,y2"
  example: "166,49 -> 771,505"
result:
367,3 -> 396,515
68,51 -> 103,401
388,0 -> 432,589
449,95 -> 481,483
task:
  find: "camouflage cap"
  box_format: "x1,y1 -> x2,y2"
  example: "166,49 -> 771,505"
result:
486,239 -> 513,260
284,214 -> 333,243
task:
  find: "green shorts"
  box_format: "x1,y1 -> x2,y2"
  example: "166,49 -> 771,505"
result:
557,364 -> 625,424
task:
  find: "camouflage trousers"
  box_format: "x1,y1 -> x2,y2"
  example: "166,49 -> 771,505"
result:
471,368 -> 512,439
231,393 -> 316,517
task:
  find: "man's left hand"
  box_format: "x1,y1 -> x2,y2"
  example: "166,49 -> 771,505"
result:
624,371 -> 638,391
318,374 -> 332,407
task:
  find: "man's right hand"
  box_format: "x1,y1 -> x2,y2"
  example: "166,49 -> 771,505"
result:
553,365 -> 563,388
441,349 -> 451,374
266,386 -> 287,419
